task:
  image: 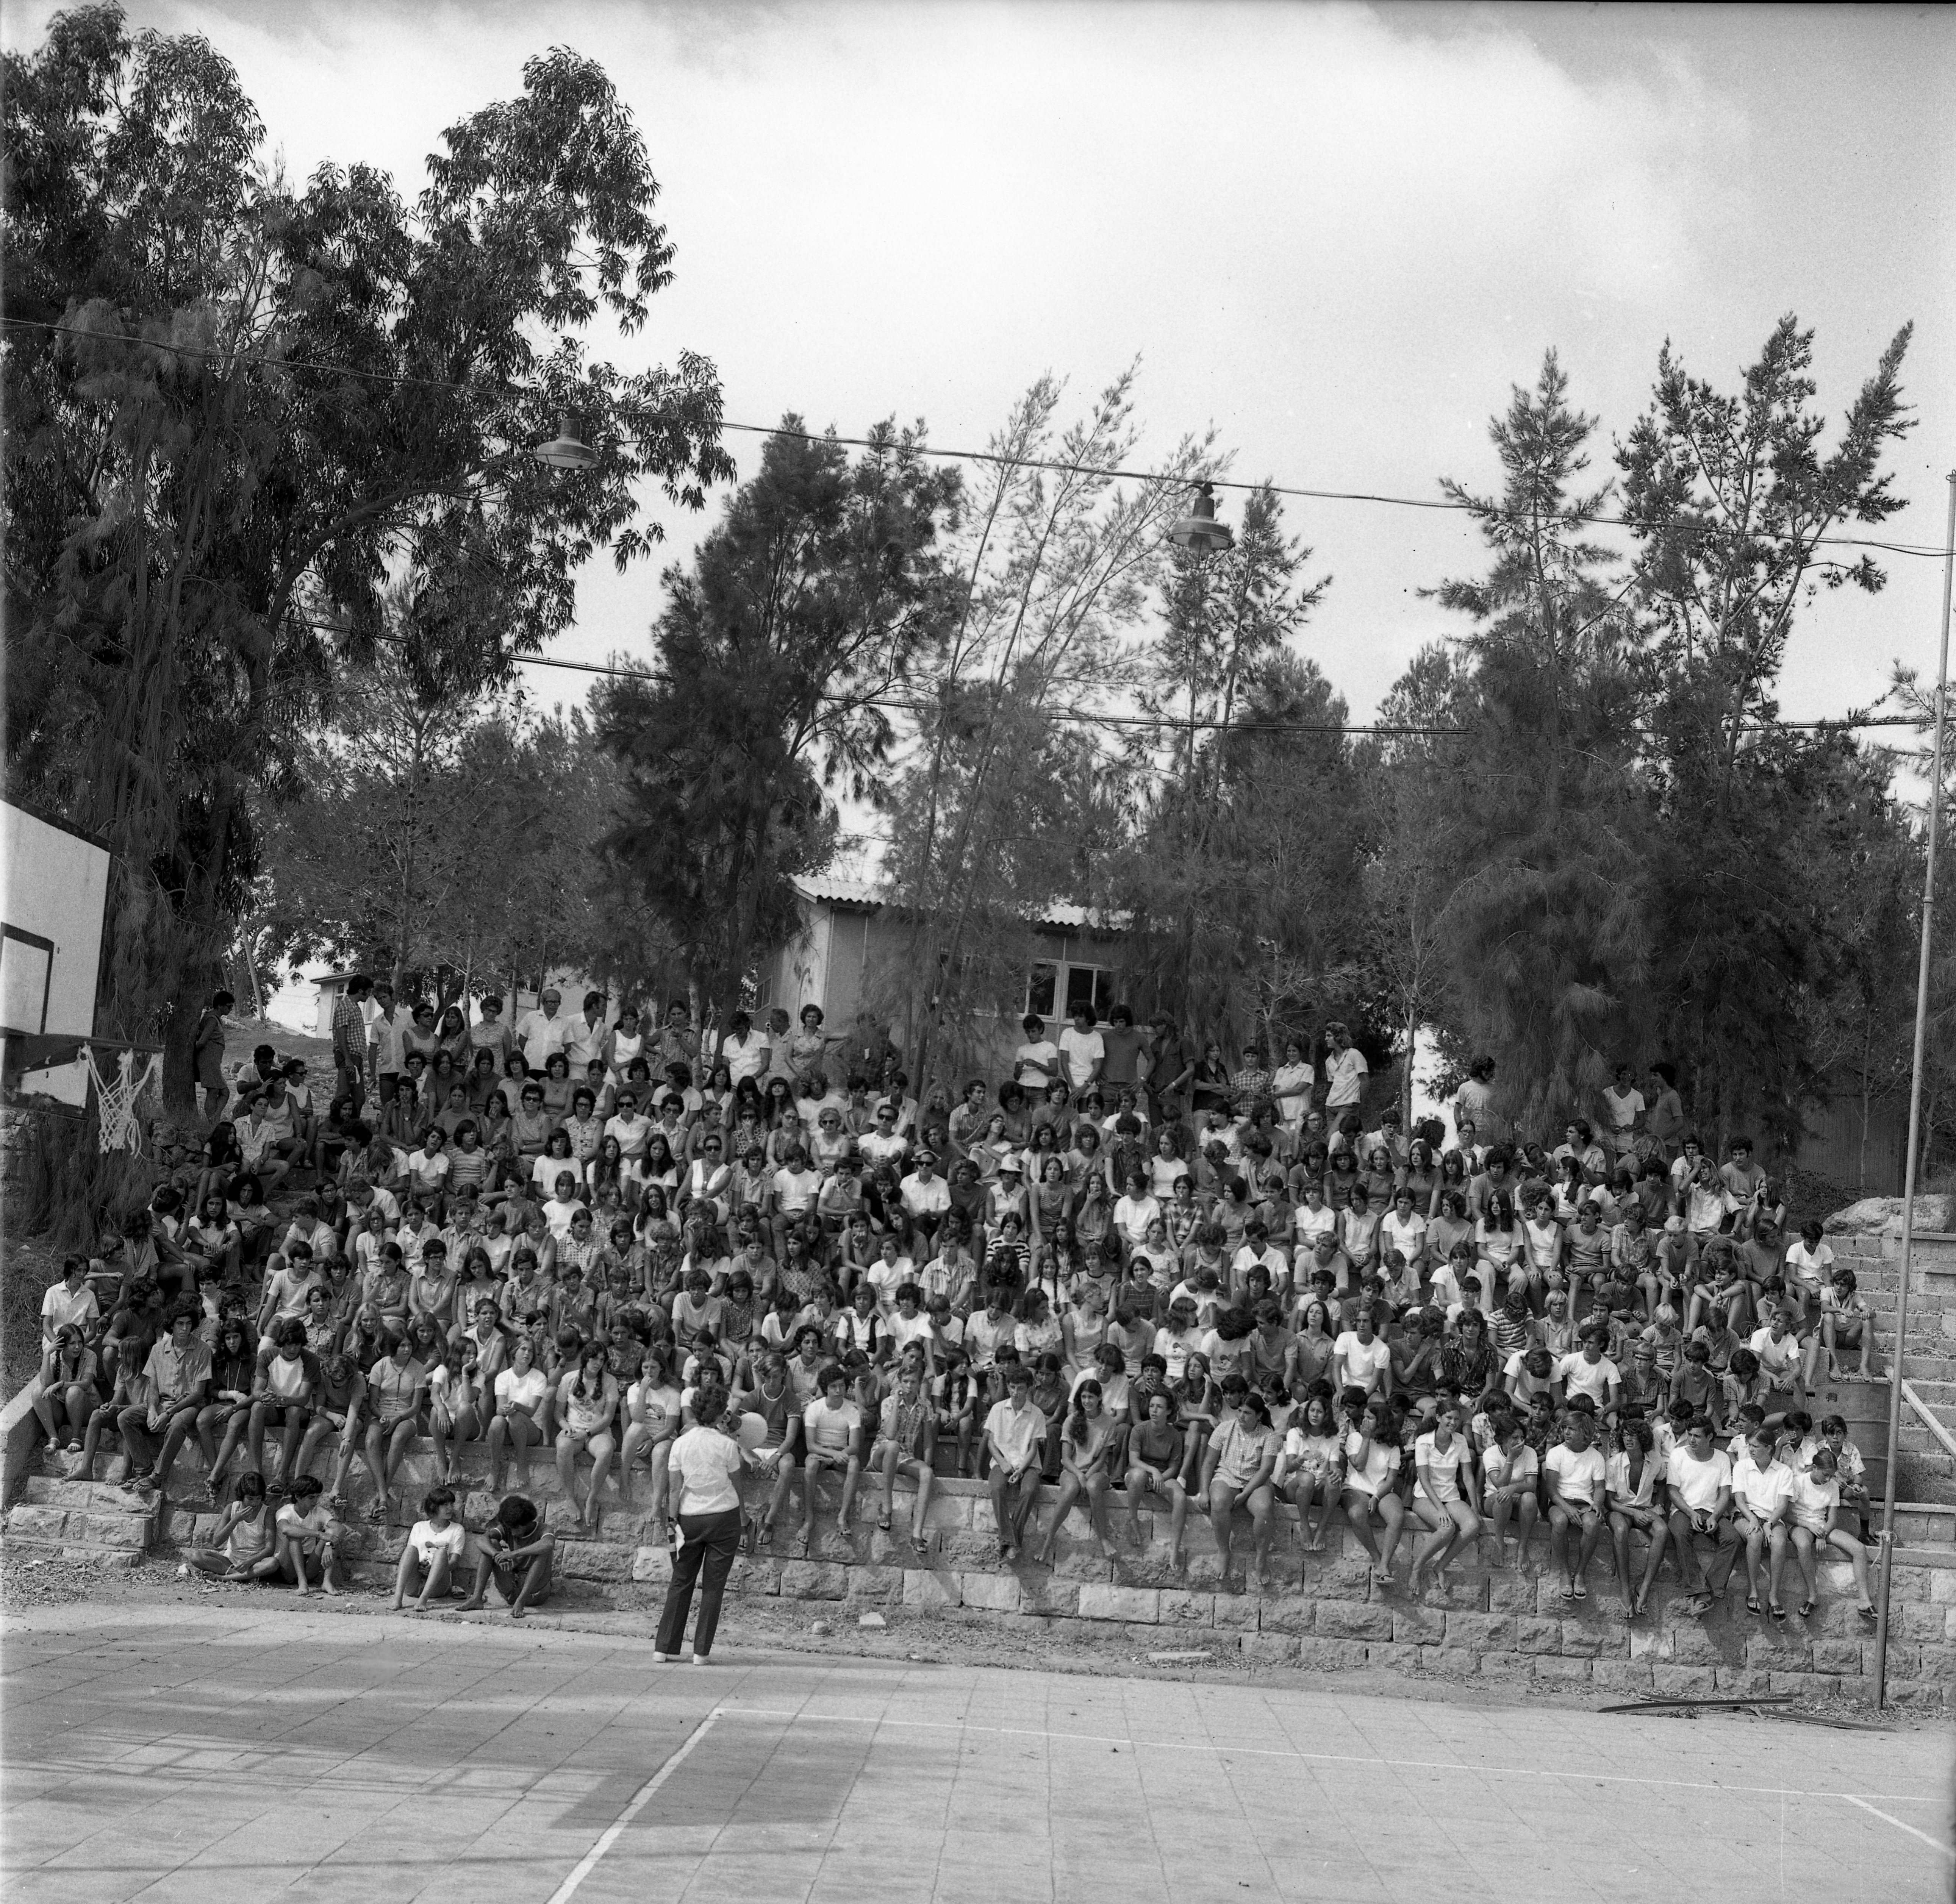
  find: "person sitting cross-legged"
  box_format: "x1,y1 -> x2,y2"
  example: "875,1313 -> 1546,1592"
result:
458,1493 -> 555,1619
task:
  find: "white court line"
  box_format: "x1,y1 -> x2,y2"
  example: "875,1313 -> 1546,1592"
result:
544,1707 -> 721,1904
717,1704 -> 1941,1809
1842,1796 -> 1956,1858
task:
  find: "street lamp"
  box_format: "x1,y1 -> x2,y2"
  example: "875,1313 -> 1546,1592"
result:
535,413 -> 599,471
1170,480 -> 1234,555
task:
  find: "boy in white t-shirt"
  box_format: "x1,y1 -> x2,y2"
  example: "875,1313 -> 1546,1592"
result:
1012,1014 -> 1060,1092
1543,1414 -> 1607,1600
393,1484 -> 467,1609
1729,1428 -> 1794,1617
1057,1009 -> 1105,1094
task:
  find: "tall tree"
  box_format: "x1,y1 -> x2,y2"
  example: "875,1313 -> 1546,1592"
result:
3,7 -> 730,1106
597,422 -> 963,1025
1428,351 -> 1650,1137
1618,316 -> 1915,1148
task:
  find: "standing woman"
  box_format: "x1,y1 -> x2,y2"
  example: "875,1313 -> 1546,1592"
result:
1190,1042 -> 1233,1123
654,1383 -> 751,1663
1270,1040 -> 1314,1135
607,1005 -> 646,1084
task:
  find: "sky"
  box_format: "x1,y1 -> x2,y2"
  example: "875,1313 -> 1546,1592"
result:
14,0 -> 1955,748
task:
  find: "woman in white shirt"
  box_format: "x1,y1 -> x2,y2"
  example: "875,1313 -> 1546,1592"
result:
1270,1041 -> 1314,1131
1604,1418 -> 1669,1617
1338,1396 -> 1408,1588
487,1336 -> 549,1493
1481,1418 -> 1540,1568
1787,1445 -> 1876,1624
618,1350 -> 685,1535
1407,1401 -> 1481,1593
653,1382 -> 752,1662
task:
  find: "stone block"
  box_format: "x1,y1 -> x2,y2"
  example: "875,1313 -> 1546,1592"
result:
1928,1570 -> 1956,1605
5,1507 -> 67,1541
1899,1603 -> 1948,1642
903,1568 -> 960,1610
1627,1627 -> 1672,1660
1663,1621 -> 1728,1664
1259,1595 -> 1317,1635
1811,1637 -> 1866,1675
1488,1573 -> 1543,1614
1712,1667 -> 1772,1696
1418,1647 -> 1481,1678
1366,1643 -> 1421,1673
1559,1621 -> 1613,1659
556,1543 -> 629,1584
1767,1672 -> 1837,1699
1442,1611 -> 1517,1651
958,1572 -> 1021,1613
1514,1615 -> 1564,1654
1018,1576 -> 1079,1617
1390,1605 -> 1446,1645
1911,1645 -> 1956,1681
630,1545 -> 670,1586
1419,1573 -> 1491,1612
1211,1594 -> 1262,1630
1304,1554 -> 1376,1599
1076,1582 -> 1161,1624
1880,1681 -> 1946,1710
1237,1633 -> 1298,1664
780,1560 -> 848,1600
1531,1656 -> 1593,1683
1156,1589 -> 1214,1628
1315,1600 -> 1393,1642
1743,1632 -> 1813,1671
1477,1652 -> 1531,1678
1648,1661 -> 1721,1700
1294,1637 -> 1370,1671
1592,1661 -> 1655,1695
844,1565 -> 905,1605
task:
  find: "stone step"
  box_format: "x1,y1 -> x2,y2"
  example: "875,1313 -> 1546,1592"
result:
3,1503 -> 152,1549
1896,1503 -> 1956,1544
16,1474 -> 165,1517
3,1540 -> 145,1572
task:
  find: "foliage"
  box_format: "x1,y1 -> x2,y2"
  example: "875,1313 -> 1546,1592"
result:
1422,351 -> 1650,1137
1618,317 -> 1916,1151
2,6 -> 730,1107
597,422 -> 963,1020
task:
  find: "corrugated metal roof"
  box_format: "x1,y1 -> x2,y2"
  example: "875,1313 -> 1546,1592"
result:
792,876 -> 1127,931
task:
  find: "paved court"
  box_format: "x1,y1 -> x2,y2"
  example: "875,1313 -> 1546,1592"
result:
3,1602 -> 1952,1903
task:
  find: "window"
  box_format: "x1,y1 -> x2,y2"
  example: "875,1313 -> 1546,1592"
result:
1065,964 -> 1115,1023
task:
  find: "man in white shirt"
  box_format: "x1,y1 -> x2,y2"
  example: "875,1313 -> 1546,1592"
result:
1543,1413 -> 1607,1599
605,1090 -> 653,1165
41,1256 -> 100,1343
1324,1021 -> 1368,1113
858,1101 -> 910,1170
1747,1309 -> 1803,1401
1013,1013 -> 1060,1091
721,1010 -> 771,1084
515,987 -> 569,1071
1332,1313 -> 1392,1398
1665,1416 -> 1741,1609
1602,1064 -> 1645,1159
562,992 -> 608,1074
1554,1328 -> 1621,1417
797,1367 -> 864,1540
1057,1007 -> 1105,1095
983,1363 -> 1048,1560
899,1151 -> 952,1251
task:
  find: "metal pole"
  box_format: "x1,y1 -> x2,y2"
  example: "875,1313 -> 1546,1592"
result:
1874,469 -> 1956,1707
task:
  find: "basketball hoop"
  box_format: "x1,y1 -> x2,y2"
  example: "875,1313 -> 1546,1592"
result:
81,1042 -> 163,1153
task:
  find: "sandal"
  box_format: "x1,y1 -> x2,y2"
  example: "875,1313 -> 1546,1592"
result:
1798,1600 -> 1816,1620
756,1523 -> 773,1551
877,1511 -> 892,1532
1745,1595 -> 1762,1615
1858,1604 -> 1878,1626
1770,1601 -> 1786,1624
912,1532 -> 930,1556
1572,1579 -> 1588,1601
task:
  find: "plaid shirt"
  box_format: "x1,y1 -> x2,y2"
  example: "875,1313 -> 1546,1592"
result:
331,990 -> 365,1070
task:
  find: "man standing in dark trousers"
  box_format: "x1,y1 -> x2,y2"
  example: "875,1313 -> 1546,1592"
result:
654,1385 -> 753,1663
331,976 -> 371,1115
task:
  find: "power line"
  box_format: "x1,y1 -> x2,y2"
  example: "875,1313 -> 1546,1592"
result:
4,311 -> 1943,561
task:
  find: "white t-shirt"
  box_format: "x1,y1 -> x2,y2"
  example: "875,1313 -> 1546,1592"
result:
1545,1442 -> 1607,1508
1414,1431 -> 1471,1503
1325,1046 -> 1369,1109
1380,1211 -> 1427,1268
1789,1470 -> 1840,1534
1058,1026 -> 1105,1090
900,1173 -> 951,1218
1784,1240 -> 1834,1295
1333,1331 -> 1392,1394
494,1367 -> 549,1413
723,1030 -> 771,1083
1556,1351 -> 1620,1407
42,1282 -> 101,1332
801,1396 -> 863,1457
1014,1040 -> 1060,1088
1603,1085 -> 1646,1135
515,1010 -> 569,1070
1668,1445 -> 1732,1514
1731,1454 -> 1794,1521
1748,1325 -> 1801,1381
408,1517 -> 467,1564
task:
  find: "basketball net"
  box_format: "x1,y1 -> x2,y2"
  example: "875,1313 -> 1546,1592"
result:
81,1043 -> 163,1154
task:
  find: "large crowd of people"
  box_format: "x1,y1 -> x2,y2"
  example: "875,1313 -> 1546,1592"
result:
38,984 -> 1883,1646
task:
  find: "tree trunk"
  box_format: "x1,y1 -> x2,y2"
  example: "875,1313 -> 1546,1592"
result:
242,934 -> 266,1022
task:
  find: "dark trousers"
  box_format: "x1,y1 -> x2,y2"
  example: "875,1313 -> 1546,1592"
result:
654,1507 -> 743,1657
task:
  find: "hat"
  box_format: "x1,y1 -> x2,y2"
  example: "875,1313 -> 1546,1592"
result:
997,1157 -> 1023,1176
913,1148 -> 938,1166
